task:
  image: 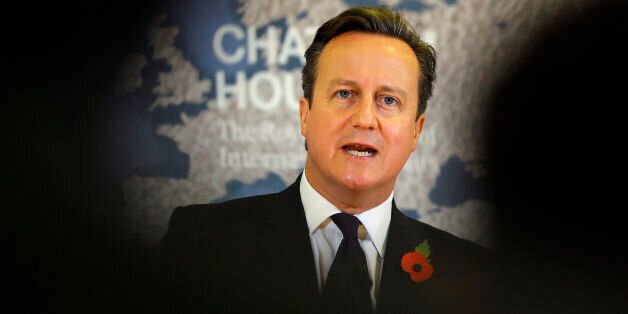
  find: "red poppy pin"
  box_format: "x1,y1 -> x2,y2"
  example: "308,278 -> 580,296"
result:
401,240 -> 434,283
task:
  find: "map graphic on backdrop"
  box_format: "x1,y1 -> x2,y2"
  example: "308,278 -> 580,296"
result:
111,0 -> 584,247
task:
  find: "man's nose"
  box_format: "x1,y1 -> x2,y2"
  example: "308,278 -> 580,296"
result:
351,97 -> 378,130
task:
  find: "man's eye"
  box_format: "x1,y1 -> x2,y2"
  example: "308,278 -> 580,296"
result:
336,90 -> 352,99
382,96 -> 397,106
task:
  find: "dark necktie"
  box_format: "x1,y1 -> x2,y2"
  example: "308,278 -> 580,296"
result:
320,213 -> 373,313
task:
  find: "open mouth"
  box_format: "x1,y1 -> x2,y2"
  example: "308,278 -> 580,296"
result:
342,144 -> 378,157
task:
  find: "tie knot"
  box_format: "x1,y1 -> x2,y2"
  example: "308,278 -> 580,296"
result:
331,213 -> 361,239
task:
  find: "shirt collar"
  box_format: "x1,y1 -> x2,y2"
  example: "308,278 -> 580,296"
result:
300,171 -> 392,256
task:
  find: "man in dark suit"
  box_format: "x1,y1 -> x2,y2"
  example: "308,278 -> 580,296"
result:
162,6 -> 516,313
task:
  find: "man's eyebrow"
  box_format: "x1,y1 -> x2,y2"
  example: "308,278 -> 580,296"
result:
327,79 -> 408,99
327,78 -> 359,89
380,85 -> 407,100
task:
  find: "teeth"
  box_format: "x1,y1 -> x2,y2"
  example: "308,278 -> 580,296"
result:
347,149 -> 374,157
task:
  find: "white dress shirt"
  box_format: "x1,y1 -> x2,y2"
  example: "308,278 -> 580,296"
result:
300,171 -> 392,306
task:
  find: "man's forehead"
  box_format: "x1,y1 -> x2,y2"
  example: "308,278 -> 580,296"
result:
324,31 -> 415,56
319,32 -> 419,72
315,32 -> 419,89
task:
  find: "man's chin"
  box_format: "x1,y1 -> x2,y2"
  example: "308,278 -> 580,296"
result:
337,175 -> 379,193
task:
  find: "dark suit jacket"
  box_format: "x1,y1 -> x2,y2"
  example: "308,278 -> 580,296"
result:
161,177 -> 521,313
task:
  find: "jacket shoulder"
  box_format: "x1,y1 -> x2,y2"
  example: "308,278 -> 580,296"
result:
161,192 -> 282,253
401,214 -> 496,271
393,214 -> 523,313
167,193 -> 279,228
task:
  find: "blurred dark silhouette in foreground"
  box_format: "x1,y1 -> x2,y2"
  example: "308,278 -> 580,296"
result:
485,0 -> 628,312
6,1 -> 163,312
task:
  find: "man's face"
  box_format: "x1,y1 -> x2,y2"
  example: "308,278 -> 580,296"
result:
300,31 -> 425,202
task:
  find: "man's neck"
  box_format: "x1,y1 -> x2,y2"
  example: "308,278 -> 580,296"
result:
304,168 -> 393,215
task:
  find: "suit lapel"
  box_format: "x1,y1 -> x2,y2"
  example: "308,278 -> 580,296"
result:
254,176 -> 321,312
377,202 -> 433,314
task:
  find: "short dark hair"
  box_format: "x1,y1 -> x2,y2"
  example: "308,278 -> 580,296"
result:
302,6 -> 437,119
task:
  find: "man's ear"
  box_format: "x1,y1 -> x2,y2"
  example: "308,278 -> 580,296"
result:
299,96 -> 310,137
411,113 -> 426,151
